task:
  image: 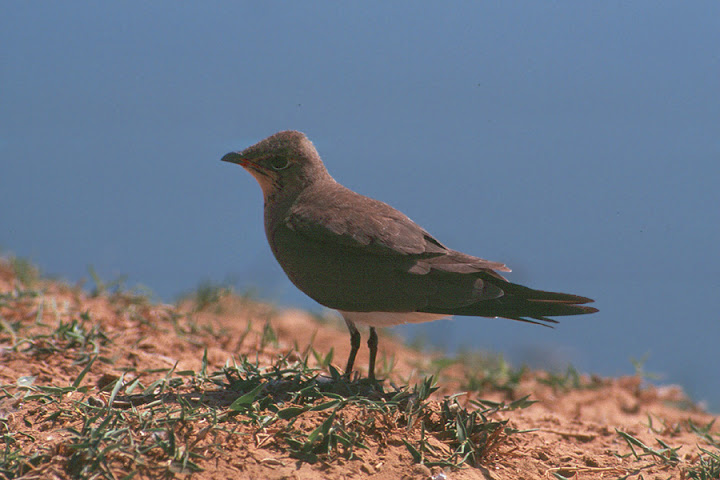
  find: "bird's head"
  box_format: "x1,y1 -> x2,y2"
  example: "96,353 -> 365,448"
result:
222,131 -> 330,201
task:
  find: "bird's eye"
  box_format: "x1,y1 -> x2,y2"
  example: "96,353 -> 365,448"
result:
270,157 -> 290,170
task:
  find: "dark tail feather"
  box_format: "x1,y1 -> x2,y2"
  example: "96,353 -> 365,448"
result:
497,279 -> 595,305
420,274 -> 598,327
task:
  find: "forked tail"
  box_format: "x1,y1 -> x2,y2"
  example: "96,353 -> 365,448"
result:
420,273 -> 598,326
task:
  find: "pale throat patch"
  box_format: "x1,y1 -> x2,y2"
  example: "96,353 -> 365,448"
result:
244,168 -> 276,200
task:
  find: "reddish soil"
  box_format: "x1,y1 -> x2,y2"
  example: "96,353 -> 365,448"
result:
0,259 -> 718,479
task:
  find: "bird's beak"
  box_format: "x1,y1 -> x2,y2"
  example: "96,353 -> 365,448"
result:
221,152 -> 249,166
221,152 -> 272,180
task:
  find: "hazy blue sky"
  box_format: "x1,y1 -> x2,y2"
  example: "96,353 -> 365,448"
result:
2,3 -> 719,408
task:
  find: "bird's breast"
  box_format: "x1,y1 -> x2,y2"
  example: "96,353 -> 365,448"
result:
266,222 -> 422,312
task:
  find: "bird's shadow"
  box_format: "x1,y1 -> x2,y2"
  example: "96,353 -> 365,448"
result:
111,374 -> 413,410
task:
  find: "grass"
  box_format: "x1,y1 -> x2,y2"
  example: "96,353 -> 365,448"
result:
537,364 -> 604,392
87,265 -> 154,307
8,257 -> 41,288
181,280 -> 234,313
610,425 -> 720,479
458,352 -> 526,395
684,448 -> 720,479
615,429 -> 681,465
214,354 -> 534,468
11,313 -> 109,364
684,419 -> 720,479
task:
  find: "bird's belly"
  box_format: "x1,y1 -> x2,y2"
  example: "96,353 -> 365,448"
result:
269,228 -> 422,312
339,310 -> 449,327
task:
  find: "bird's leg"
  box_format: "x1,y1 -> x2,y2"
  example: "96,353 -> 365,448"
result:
367,327 -> 378,380
343,317 -> 361,379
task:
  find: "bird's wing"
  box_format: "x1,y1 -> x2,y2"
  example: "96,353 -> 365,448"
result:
271,184 -> 513,312
286,186 -> 510,272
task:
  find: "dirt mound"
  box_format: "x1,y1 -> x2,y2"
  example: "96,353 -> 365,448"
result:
1,259 -> 718,479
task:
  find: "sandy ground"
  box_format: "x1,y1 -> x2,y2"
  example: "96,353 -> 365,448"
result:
1,259 -> 718,479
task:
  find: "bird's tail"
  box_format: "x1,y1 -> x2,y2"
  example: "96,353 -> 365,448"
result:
422,274 -> 598,326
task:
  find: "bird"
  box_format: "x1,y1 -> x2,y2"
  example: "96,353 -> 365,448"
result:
222,130 -> 597,380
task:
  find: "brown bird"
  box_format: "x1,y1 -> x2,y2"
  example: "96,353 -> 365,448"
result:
222,131 -> 597,380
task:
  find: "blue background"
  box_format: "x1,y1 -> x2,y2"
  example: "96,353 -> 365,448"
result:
2,3 -> 718,409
